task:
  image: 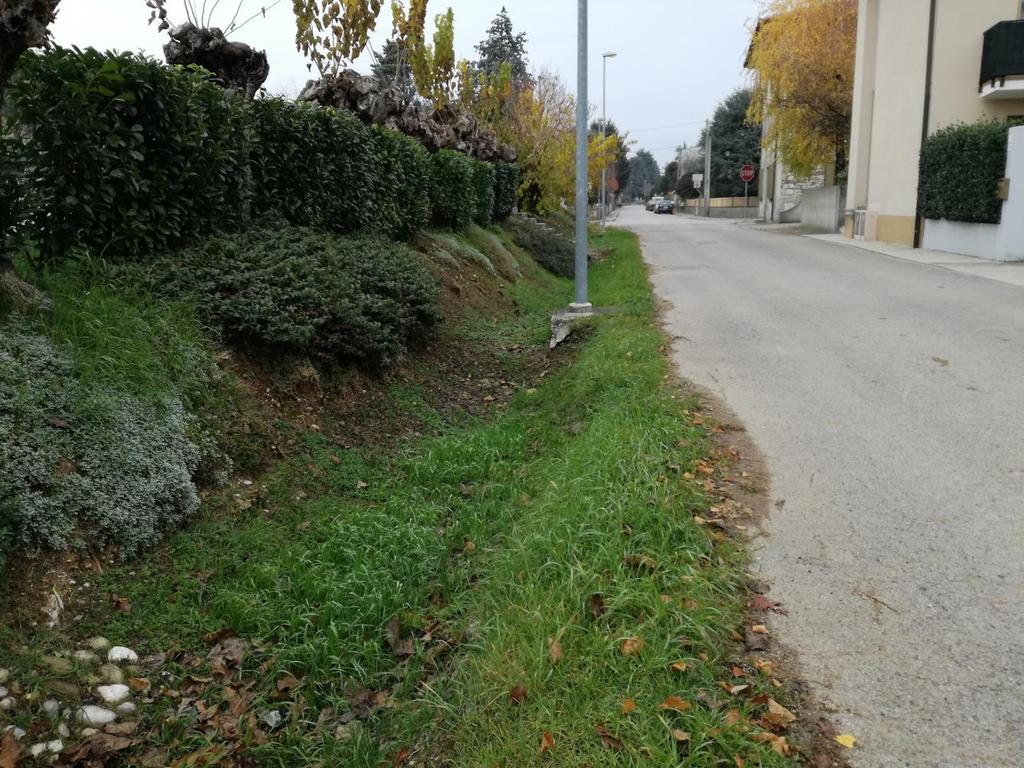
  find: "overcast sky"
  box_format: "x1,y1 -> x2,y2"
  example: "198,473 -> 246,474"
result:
51,1 -> 761,169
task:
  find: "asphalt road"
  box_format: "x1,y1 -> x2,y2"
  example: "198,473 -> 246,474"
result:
624,206 -> 1024,768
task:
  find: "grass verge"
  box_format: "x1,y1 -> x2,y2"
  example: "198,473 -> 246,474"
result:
0,229 -> 796,766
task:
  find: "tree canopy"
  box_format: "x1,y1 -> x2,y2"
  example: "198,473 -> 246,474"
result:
701,87 -> 761,197
746,0 -> 857,176
474,7 -> 528,81
626,150 -> 660,200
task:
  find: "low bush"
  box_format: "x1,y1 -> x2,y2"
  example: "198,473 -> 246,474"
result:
430,150 -> 477,231
7,49 -> 251,264
919,121 -> 1011,224
492,163 -> 519,221
503,215 -> 575,278
470,159 -> 496,226
0,327 -> 205,562
464,226 -> 521,280
147,228 -> 441,366
371,126 -> 433,239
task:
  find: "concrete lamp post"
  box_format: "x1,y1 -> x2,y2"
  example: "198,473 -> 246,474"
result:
571,0 -> 591,310
600,52 -> 617,231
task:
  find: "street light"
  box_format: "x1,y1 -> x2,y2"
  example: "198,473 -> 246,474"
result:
600,51 -> 617,231
572,0 -> 590,309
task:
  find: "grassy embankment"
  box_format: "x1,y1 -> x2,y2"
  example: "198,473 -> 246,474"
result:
0,229 -> 794,767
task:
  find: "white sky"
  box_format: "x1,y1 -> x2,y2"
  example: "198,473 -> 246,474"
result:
51,1 -> 761,168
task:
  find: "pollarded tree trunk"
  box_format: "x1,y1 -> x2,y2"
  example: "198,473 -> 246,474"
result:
164,23 -> 269,99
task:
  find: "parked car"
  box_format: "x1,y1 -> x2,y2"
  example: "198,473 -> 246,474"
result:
645,196 -> 663,211
655,199 -> 676,215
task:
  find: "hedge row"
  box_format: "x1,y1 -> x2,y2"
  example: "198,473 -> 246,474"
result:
919,121 -> 1011,225
2,48 -> 519,263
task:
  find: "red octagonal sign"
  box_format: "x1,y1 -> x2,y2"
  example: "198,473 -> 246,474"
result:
740,164 -> 756,183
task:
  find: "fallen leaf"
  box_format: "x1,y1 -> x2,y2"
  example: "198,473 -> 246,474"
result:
64,733 -> 136,763
540,732 -> 555,753
754,659 -> 775,676
750,595 -> 788,615
744,628 -> 769,651
356,480 -> 369,490
734,757 -> 745,768
672,729 -> 690,743
463,539 -> 476,554
112,595 -> 132,613
669,660 -> 688,673
0,733 -> 21,768
659,594 -> 673,604
509,684 -> 528,705
595,723 -> 624,751
276,672 -> 302,694
623,553 -> 657,572
731,666 -> 747,678
621,698 -> 637,715
752,732 -> 791,755
620,637 -> 644,656
751,625 -> 769,635
728,684 -> 750,696
104,721 -> 140,736
762,698 -> 797,731
208,635 -> 248,677
392,748 -> 410,766
659,696 -> 691,713
588,593 -> 607,618
835,734 -> 857,749
932,356 -> 950,367
548,639 -> 563,665
724,709 -> 742,727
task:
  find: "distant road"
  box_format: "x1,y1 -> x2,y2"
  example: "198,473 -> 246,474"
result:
626,206 -> 1024,768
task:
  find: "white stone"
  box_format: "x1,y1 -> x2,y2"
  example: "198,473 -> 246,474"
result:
0,686 -> 6,698
87,636 -> 111,652
3,725 -> 26,741
116,702 -> 136,715
96,684 -> 130,705
76,705 -> 117,726
0,697 -> 15,711
0,668 -> 8,684
29,743 -> 47,758
57,723 -> 70,738
42,699 -> 60,717
106,646 -> 138,664
73,650 -> 100,665
46,739 -> 63,753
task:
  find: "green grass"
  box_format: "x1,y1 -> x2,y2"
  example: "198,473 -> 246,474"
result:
0,230 -> 794,766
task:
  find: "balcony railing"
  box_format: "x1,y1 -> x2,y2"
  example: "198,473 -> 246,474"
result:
980,20 -> 1024,100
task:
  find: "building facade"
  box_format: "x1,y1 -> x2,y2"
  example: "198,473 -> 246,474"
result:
845,0 -> 1024,246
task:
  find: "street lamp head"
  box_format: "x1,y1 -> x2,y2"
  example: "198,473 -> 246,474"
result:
602,51 -> 618,59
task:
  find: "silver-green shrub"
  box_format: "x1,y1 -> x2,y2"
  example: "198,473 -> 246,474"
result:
0,328 -> 203,560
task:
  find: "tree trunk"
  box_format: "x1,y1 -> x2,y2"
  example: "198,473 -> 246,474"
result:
0,0 -> 60,99
163,23 -> 269,99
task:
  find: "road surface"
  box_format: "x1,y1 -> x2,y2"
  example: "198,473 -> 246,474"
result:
623,206 -> 1024,768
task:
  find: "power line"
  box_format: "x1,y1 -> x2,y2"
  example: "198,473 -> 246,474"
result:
627,120 -> 707,133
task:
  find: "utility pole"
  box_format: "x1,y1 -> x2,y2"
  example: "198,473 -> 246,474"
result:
703,119 -> 712,217
573,0 -> 590,308
600,51 -> 617,230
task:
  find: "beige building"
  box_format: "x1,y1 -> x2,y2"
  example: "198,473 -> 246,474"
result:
846,0 -> 1024,246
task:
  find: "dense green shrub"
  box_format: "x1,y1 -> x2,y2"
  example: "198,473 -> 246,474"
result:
470,159 -> 496,225
371,125 -> 433,239
147,228 -> 441,365
430,149 -> 477,231
248,98 -> 376,233
0,328 -> 205,562
503,215 -> 575,278
492,163 -> 519,221
7,49 -> 251,263
919,121 -> 1011,224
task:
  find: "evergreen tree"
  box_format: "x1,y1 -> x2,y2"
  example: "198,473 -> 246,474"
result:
371,38 -> 415,101
626,150 -> 660,200
474,7 -> 529,81
700,88 -> 761,197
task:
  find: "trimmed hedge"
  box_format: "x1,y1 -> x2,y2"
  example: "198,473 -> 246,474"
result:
144,228 -> 441,366
492,163 -> 519,221
2,48 -> 520,262
919,121 -> 1010,225
371,125 -> 433,239
470,159 -> 496,225
7,49 -> 251,263
430,149 -> 477,231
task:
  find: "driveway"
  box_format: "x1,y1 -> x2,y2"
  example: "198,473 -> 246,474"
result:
623,206 -> 1024,767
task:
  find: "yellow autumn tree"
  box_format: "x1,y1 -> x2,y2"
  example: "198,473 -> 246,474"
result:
746,0 -> 857,176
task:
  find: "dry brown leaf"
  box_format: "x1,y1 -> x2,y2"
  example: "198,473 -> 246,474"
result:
672,729 -> 690,743
751,625 -> 769,635
112,595 -> 132,613
762,698 -> 797,731
621,698 -> 637,715
659,696 -> 691,713
728,684 -> 750,696
623,553 -> 658,572
103,721 -> 140,736
207,635 -> 248,677
65,733 -> 136,763
749,595 -> 788,615
548,640 -> 564,665
724,708 -> 742,727
734,756 -> 746,768
595,723 -> 624,752
540,732 -> 555,753
754,659 -> 775,676
392,748 -> 410,766
0,733 -> 21,768
509,684 -> 528,705
277,672 -> 302,694
620,637 -> 645,656
731,666 -> 747,678
589,593 -> 607,618
752,732 -> 791,755
669,660 -> 688,673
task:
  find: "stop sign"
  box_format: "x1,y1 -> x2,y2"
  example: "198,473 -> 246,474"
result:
740,164 -> 756,183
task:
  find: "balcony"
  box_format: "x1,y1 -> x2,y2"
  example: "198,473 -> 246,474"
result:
980,20 -> 1024,101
